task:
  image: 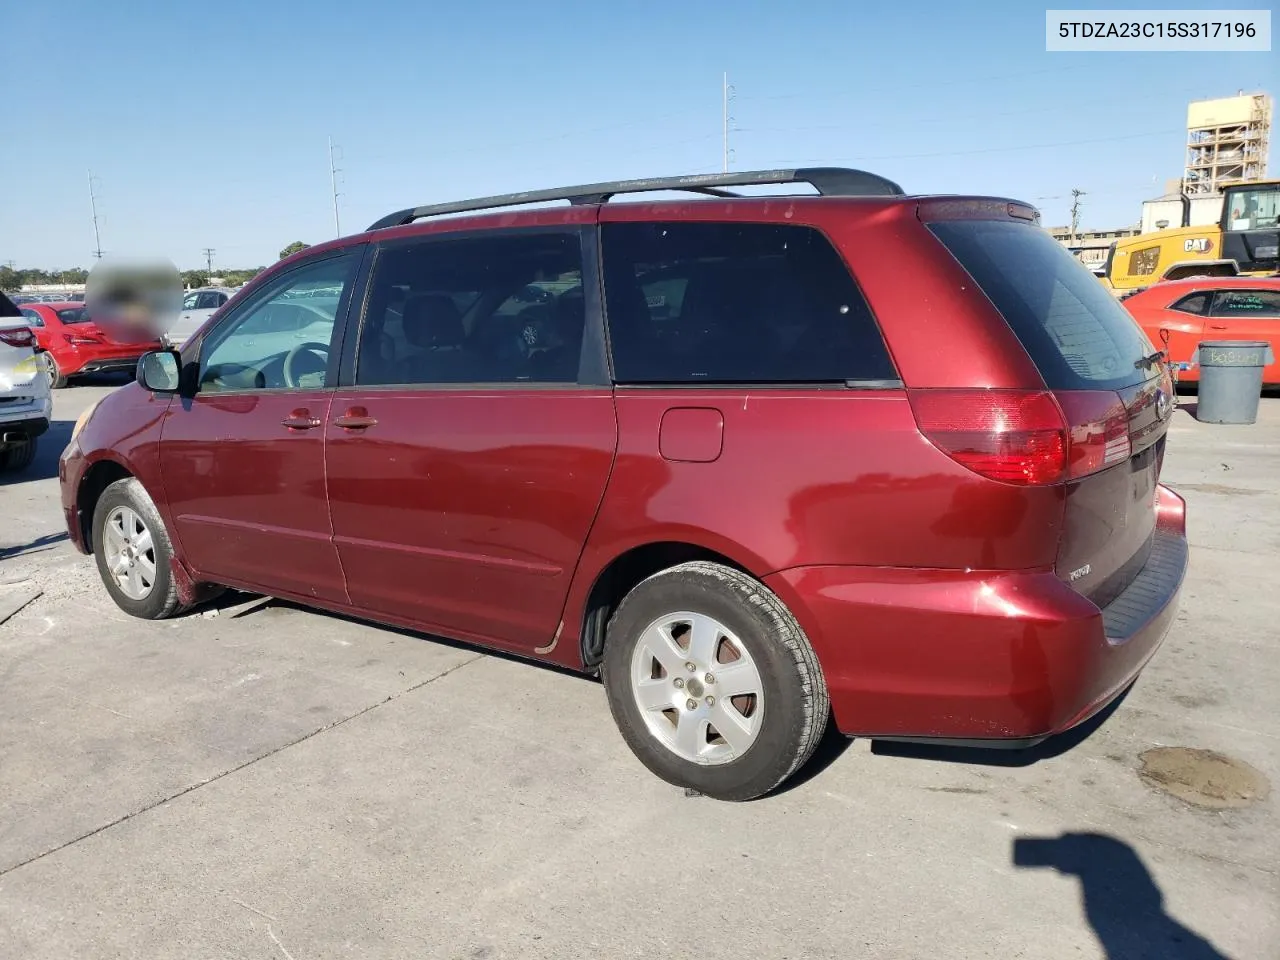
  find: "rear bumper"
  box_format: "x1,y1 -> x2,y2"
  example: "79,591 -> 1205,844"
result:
765,484 -> 1188,743
60,353 -> 147,376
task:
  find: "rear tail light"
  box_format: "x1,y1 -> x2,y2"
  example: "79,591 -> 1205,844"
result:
909,388 -> 1135,486
63,334 -> 99,346
1054,391 -> 1131,479
908,389 -> 1068,485
0,328 -> 35,348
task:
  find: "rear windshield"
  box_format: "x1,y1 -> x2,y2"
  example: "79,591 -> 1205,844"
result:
602,222 -> 896,384
928,220 -> 1156,390
57,308 -> 89,324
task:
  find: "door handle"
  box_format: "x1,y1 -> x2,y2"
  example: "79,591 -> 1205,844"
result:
281,409 -> 322,430
1209,324 -> 1228,330
333,407 -> 378,430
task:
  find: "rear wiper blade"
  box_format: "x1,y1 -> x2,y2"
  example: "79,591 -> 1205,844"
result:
1135,350 -> 1165,370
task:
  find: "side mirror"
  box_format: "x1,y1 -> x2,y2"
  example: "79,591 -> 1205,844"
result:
137,350 -> 181,393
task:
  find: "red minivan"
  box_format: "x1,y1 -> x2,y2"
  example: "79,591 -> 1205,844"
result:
59,169 -> 1188,800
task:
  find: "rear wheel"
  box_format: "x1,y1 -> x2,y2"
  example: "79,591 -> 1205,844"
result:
601,561 -> 829,801
42,353 -> 68,389
92,478 -> 184,619
0,436 -> 37,473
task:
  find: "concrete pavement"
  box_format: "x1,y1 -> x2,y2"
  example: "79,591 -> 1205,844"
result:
1,380 -> 1276,959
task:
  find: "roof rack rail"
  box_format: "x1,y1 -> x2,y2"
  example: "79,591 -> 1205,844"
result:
366,167 -> 904,231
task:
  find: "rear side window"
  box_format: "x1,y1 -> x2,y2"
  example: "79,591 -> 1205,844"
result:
928,220 -> 1156,390
602,222 -> 895,384
1209,289 -> 1280,318
56,308 -> 89,324
1170,292 -> 1210,315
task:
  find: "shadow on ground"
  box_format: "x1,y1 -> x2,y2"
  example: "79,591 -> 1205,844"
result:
0,531 -> 70,561
1,419 -> 72,485
1012,832 -> 1230,959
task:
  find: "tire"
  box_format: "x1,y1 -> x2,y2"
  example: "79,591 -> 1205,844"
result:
601,561 -> 829,801
43,353 -> 68,389
91,477 -> 185,619
0,436 -> 37,473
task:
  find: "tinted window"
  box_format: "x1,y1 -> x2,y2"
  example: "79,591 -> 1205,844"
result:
1170,292 -> 1210,315
200,255 -> 357,392
357,232 -> 585,385
1128,246 -> 1160,277
929,220 -> 1156,390
1209,289 -> 1280,318
0,293 -> 19,318
56,308 -> 89,324
602,222 -> 894,384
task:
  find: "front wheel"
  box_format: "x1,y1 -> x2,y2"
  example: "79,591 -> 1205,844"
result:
92,477 -> 185,619
601,561 -> 829,801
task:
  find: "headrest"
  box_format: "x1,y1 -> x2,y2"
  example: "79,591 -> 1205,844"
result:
402,294 -> 463,348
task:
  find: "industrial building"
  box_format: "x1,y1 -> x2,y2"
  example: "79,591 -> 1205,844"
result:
1183,92 -> 1273,196
1047,91 -> 1273,263
1045,224 -> 1141,270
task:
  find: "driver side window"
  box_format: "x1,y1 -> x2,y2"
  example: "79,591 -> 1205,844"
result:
199,254 -> 358,393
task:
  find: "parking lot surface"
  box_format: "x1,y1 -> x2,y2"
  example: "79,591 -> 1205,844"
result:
2,380 -> 1277,960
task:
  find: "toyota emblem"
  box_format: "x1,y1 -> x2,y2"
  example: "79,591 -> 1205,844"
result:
1156,389 -> 1172,421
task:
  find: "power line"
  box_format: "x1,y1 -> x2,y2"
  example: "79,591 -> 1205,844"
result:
202,248 -> 215,278
87,170 -> 103,260
329,136 -> 343,237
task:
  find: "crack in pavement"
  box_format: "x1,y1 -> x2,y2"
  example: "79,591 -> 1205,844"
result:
0,652 -> 486,878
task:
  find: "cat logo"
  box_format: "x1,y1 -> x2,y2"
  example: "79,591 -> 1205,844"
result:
1183,238 -> 1214,254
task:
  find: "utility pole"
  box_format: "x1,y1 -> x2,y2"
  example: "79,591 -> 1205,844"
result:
722,72 -> 734,172
87,170 -> 103,259
202,248 -> 215,281
1069,188 -> 1086,245
329,136 -> 342,237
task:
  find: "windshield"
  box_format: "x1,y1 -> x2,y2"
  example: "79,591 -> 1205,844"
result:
57,307 -> 90,324
1225,186 -> 1280,231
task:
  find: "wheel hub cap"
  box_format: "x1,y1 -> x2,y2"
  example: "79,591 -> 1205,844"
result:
103,505 -> 157,601
629,611 -> 765,766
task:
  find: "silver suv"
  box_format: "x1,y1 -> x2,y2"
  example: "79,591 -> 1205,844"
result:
167,287 -> 237,347
0,293 -> 52,473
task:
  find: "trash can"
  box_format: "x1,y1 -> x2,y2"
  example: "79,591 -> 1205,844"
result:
1192,341 -> 1274,424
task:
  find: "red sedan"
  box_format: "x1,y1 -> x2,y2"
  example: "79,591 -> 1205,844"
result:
1122,277 -> 1280,387
18,302 -> 162,388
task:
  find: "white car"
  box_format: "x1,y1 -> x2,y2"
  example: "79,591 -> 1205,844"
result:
167,287 -> 237,348
0,293 -> 53,473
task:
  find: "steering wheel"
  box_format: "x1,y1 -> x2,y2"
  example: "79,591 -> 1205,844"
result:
282,341 -> 330,388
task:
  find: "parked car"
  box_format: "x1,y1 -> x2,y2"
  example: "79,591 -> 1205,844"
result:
1121,277 -> 1280,386
19,301 -> 162,388
59,168 -> 1188,800
0,292 -> 51,472
167,287 -> 237,347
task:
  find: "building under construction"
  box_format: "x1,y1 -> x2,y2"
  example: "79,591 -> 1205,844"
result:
1183,93 -> 1273,196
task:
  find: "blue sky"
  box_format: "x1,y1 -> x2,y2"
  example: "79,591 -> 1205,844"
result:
2,0 -> 1273,269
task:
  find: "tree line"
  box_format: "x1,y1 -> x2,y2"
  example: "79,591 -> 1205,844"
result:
2,242 -> 309,293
